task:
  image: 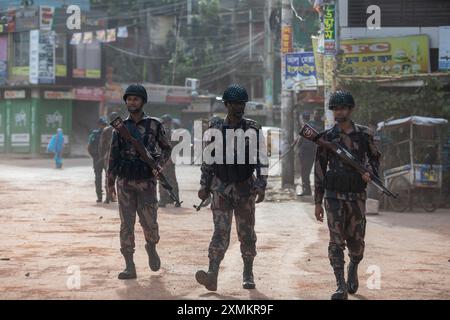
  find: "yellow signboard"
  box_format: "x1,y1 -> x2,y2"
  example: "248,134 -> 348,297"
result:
340,35 -> 430,76
11,66 -> 29,76
86,69 -> 101,79
56,65 -> 67,77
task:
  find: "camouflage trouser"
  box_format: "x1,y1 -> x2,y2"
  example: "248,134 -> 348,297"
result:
158,161 -> 179,205
208,176 -> 257,262
117,177 -> 160,255
325,198 -> 366,270
93,158 -> 104,200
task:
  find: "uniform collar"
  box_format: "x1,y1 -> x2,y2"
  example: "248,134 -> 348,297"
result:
124,112 -> 150,124
224,115 -> 245,128
332,120 -> 358,135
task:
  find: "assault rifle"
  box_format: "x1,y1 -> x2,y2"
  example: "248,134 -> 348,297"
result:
299,123 -> 398,199
110,116 -> 183,207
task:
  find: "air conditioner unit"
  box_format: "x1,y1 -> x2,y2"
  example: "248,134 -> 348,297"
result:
185,78 -> 200,92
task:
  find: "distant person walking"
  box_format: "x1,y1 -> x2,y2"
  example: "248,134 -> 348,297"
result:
47,128 -> 65,169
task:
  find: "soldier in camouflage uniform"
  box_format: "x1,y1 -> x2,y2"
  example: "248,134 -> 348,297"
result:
99,112 -> 118,203
196,84 -> 268,291
107,84 -> 172,280
314,90 -> 380,300
157,114 -> 180,208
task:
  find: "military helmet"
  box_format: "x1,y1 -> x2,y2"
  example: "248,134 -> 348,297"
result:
328,90 -> 355,110
98,117 -> 108,125
160,114 -> 172,122
222,84 -> 249,103
108,112 -> 119,122
123,84 -> 148,104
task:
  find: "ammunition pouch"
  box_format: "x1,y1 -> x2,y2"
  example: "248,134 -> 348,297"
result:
117,159 -> 153,180
324,169 -> 367,193
214,164 -> 254,184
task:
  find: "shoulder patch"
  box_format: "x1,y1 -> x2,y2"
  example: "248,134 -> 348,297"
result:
208,117 -> 224,128
356,124 -> 374,136
149,117 -> 163,125
244,118 -> 262,130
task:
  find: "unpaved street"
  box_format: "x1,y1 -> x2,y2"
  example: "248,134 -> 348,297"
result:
0,157 -> 449,300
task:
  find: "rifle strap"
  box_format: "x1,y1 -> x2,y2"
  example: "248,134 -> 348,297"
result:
143,119 -> 151,147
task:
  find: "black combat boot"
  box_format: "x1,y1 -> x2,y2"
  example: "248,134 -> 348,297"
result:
297,185 -> 312,197
243,258 -> 256,289
347,261 -> 359,294
118,253 -> 137,280
195,259 -> 220,291
331,268 -> 348,300
145,243 -> 161,272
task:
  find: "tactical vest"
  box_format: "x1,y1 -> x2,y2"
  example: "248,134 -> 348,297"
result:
324,126 -> 370,193
117,118 -> 159,180
212,119 -> 259,183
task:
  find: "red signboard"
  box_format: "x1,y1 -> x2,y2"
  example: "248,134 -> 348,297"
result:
73,87 -> 104,101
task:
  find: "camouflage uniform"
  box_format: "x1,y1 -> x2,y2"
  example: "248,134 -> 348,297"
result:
107,113 -> 172,255
157,124 -> 180,206
299,119 -> 323,195
99,125 -> 114,201
200,117 -> 268,262
314,122 -> 380,269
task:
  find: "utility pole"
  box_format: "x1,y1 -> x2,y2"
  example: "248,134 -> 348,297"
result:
264,0 -> 275,126
230,3 -> 237,84
281,0 -> 295,188
187,0 -> 192,25
249,9 -> 253,60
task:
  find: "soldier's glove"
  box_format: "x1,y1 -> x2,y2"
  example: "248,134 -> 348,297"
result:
198,186 -> 210,201
253,178 -> 267,204
107,174 -> 116,197
254,188 -> 265,203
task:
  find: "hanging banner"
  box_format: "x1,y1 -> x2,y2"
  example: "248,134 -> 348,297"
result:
312,35 -> 324,86
281,26 -> 293,54
96,30 -> 106,42
0,36 -> 7,85
439,26 -> 450,71
323,3 -> 336,56
83,31 -> 93,44
38,31 -> 55,84
39,6 -> 54,31
285,52 -> 317,91
106,28 -> 116,43
29,30 -> 39,84
117,26 -> 128,38
7,9 -> 16,33
340,35 -> 430,76
70,33 -> 82,45
29,30 -> 55,84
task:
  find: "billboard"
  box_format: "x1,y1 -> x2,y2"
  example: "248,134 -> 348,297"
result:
340,35 -> 430,76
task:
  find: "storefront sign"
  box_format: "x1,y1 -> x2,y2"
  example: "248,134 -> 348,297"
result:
340,35 -> 430,75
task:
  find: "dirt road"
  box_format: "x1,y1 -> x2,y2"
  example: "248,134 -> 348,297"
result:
0,158 -> 449,300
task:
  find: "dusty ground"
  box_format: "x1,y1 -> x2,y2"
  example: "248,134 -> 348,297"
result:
0,157 -> 449,300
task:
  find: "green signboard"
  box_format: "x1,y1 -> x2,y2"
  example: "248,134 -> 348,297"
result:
7,100 -> 32,153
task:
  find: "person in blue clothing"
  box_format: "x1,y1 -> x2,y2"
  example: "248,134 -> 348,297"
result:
47,128 -> 65,169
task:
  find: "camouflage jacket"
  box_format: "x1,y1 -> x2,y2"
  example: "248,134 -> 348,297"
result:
200,116 -> 268,190
107,113 -> 172,180
99,125 -> 114,165
314,121 -> 380,204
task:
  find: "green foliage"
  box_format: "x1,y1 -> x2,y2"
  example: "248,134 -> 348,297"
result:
340,77 -> 450,125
